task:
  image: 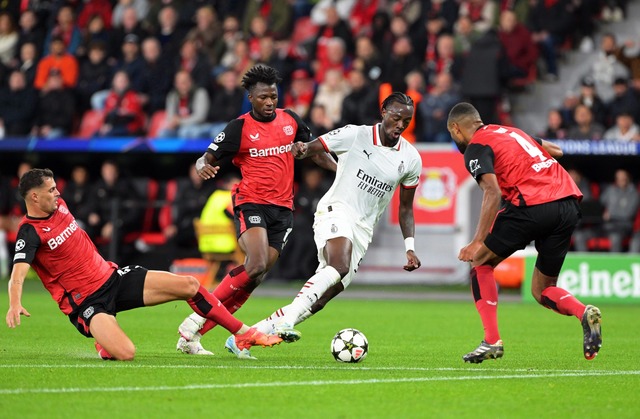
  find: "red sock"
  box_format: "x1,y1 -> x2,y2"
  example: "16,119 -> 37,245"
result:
199,290 -> 253,336
541,286 -> 585,318
187,285 -> 243,333
213,265 -> 252,301
471,266 -> 500,344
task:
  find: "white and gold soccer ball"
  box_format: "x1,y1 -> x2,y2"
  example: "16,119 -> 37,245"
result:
330,328 -> 368,363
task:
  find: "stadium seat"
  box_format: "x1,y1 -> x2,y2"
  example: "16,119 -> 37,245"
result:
75,110 -> 104,138
136,179 -> 177,247
147,110 -> 167,138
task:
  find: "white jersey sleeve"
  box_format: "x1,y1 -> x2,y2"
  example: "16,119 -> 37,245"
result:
402,152 -> 422,188
317,125 -> 360,155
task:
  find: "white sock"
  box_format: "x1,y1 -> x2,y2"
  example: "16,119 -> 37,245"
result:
280,266 -> 341,325
253,305 -> 314,334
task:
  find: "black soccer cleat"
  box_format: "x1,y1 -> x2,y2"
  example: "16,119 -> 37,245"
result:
463,340 -> 504,364
581,305 -> 602,360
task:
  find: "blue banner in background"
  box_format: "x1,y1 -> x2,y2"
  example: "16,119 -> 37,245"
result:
552,140 -> 640,155
0,137 -> 211,153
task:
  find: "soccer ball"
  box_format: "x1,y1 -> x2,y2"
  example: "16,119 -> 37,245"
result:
330,328 -> 368,363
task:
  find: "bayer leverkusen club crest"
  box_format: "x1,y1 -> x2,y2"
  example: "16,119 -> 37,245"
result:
416,167 -> 457,211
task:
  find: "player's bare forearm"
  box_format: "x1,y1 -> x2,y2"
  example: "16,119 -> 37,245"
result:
398,187 -> 417,239
292,139 -> 326,159
472,176 -> 502,244
541,139 -> 563,159
195,152 -> 220,180
6,263 -> 31,328
311,152 -> 337,172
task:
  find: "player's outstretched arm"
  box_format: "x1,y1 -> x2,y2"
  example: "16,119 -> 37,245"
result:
195,152 -> 221,180
310,152 -> 337,172
6,263 -> 31,328
541,139 -> 563,159
399,187 -> 421,271
291,139 -> 327,159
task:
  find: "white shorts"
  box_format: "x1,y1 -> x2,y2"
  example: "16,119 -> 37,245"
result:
313,209 -> 372,288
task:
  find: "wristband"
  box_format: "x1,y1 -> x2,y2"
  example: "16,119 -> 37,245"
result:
404,237 -> 415,253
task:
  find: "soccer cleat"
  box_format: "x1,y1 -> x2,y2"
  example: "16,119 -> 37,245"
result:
235,327 -> 283,351
95,341 -> 115,360
178,313 -> 206,341
176,336 -> 214,355
224,335 -> 258,360
463,340 -> 504,363
274,321 -> 302,343
582,305 -> 602,360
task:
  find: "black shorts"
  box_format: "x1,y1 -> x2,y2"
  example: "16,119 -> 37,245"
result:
68,265 -> 148,338
485,198 -> 581,274
234,203 -> 293,253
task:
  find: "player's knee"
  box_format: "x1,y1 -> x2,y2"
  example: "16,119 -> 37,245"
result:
111,342 -> 136,361
183,275 -> 201,297
329,264 -> 349,278
244,261 -> 268,279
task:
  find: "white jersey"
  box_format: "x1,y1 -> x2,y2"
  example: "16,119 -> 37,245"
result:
316,124 -> 422,232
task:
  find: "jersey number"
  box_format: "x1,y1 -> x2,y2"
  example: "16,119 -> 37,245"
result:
494,127 -> 547,162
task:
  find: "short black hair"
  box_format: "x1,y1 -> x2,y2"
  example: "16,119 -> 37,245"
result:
447,102 -> 481,126
381,92 -> 414,110
18,168 -> 54,198
241,64 -> 282,92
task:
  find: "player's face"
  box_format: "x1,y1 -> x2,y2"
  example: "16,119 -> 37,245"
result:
35,177 -> 60,214
249,83 -> 278,120
448,122 -> 468,153
381,103 -> 413,143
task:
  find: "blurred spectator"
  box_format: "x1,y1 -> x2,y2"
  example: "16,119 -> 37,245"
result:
14,10 -> 45,60
0,12 -> 18,66
242,0 -> 292,41
418,72 -> 461,143
216,15 -> 243,73
310,0 -> 355,26
77,0 -> 113,31
34,36 -> 78,89
14,42 -> 38,86
576,33 -> 630,103
390,0 -> 424,31
31,69 -> 76,139
559,90 -> 579,126
185,5 -> 224,68
0,71 -> 37,137
75,13 -> 112,60
138,36 -> 171,114
630,230 -> 640,253
173,38 -> 212,91
600,169 -> 640,252
276,165 -> 331,280
114,33 -> 145,91
0,162 -> 32,276
339,69 -> 379,127
613,37 -> 640,92
155,6 -> 188,59
255,35 -> 289,78
312,68 -> 351,128
76,41 -> 113,113
424,33 -> 463,88
350,0 -> 380,36
382,14 -> 410,58
460,29 -> 504,124
159,70 -> 211,139
310,4 -> 354,67
43,5 -> 81,56
540,108 -> 568,140
452,15 -> 481,56
370,10 -> 391,49
603,111 -> 640,142
86,160 -> 142,260
144,0 -> 190,33
458,0 -> 496,34
112,0 -> 149,28
383,35 -> 420,89
110,6 -> 149,61
353,35 -> 382,83
222,38 -> 255,86
209,69 -> 244,135
607,77 -> 640,124
528,0 -> 575,81
61,165 -> 92,229
577,75 -> 607,127
97,70 -> 145,137
313,36 -> 351,84
568,168 -> 593,201
566,104 -> 605,140
497,10 -> 538,84
284,68 -> 315,121
247,15 -> 269,61
601,0 -> 625,22
307,103 -> 335,136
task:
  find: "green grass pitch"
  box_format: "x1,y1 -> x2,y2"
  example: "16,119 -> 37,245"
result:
1,281 -> 639,418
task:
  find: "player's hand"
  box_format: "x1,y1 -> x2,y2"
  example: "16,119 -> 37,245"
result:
403,250 -> 421,271
6,305 -> 30,328
458,241 -> 482,263
196,163 -> 220,180
291,141 -> 308,159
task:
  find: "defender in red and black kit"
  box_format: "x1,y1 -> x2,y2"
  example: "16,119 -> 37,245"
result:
176,64 -> 336,357
447,102 -> 602,364
6,169 -> 282,360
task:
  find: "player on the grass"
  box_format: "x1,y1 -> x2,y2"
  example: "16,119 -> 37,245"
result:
223,92 -> 423,359
175,64 -> 337,356
446,102 -> 602,363
5,168 -> 282,361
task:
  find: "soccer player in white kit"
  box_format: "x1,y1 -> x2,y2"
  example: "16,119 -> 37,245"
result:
225,92 -> 423,358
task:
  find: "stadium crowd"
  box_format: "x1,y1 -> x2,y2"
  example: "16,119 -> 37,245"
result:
1,0 -> 640,278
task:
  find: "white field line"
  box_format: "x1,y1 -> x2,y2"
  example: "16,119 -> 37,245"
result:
1,370 -> 639,395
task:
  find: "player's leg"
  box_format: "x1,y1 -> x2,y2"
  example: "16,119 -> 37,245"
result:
90,313 -> 136,361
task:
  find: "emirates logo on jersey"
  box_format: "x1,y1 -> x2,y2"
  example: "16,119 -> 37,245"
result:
283,125 -> 294,136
